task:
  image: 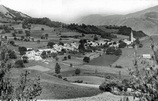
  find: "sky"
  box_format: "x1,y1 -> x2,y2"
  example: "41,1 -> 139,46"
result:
0,0 -> 158,23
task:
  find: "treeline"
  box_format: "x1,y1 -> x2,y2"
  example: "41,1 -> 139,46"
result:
22,17 -> 63,27
64,23 -> 112,38
102,25 -> 147,38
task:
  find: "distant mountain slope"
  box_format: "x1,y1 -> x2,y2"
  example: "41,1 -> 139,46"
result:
77,5 -> 158,35
0,5 -> 30,22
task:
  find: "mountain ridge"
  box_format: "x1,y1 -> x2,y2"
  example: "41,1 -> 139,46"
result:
77,5 -> 158,35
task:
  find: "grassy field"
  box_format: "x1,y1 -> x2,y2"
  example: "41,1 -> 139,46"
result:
88,54 -> 119,66
66,76 -> 105,85
10,68 -> 102,99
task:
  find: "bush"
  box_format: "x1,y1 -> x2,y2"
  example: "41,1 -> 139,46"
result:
15,60 -> 25,68
83,56 -> 90,63
75,68 -> 81,75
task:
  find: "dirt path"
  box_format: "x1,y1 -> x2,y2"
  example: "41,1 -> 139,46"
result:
72,83 -> 99,88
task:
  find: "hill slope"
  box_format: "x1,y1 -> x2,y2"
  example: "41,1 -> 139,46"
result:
77,5 -> 158,35
0,5 -> 30,22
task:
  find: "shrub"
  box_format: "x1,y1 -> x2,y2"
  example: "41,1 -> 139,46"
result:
83,56 -> 90,63
75,68 -> 81,75
15,60 -> 25,68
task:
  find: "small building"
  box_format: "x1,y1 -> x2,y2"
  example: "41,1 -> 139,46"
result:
142,54 -> 151,59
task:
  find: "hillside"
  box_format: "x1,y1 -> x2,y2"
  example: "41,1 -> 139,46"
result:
0,5 -> 30,22
77,5 -> 158,35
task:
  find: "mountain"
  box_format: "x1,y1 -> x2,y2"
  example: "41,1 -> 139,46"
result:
77,5 -> 158,35
0,5 -> 30,22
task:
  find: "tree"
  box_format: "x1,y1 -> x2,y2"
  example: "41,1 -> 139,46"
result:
45,34 -> 48,39
0,49 -> 14,100
22,56 -> 29,63
0,44 -> 42,100
8,50 -> 17,59
9,41 -> 15,46
115,48 -> 122,56
58,41 -> 64,46
41,28 -> 44,31
55,63 -> 61,74
47,42 -> 55,48
37,40 -> 40,44
119,40 -> 127,48
68,55 -> 71,59
128,37 -> 158,101
41,51 -> 47,59
93,35 -> 98,41
15,60 -> 25,68
106,47 -> 115,55
75,68 -> 81,75
25,30 -> 30,37
19,46 -> 27,55
83,56 -> 90,63
15,71 -> 42,101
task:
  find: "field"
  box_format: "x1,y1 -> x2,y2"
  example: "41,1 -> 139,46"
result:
88,54 -> 119,66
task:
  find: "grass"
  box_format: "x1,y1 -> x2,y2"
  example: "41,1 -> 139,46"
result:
10,68 -> 102,99
88,53 -> 119,66
66,76 -> 105,85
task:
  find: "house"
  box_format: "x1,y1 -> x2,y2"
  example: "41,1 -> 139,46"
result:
142,54 -> 151,59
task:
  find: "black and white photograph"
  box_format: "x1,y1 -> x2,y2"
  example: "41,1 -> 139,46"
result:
0,0 -> 158,100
